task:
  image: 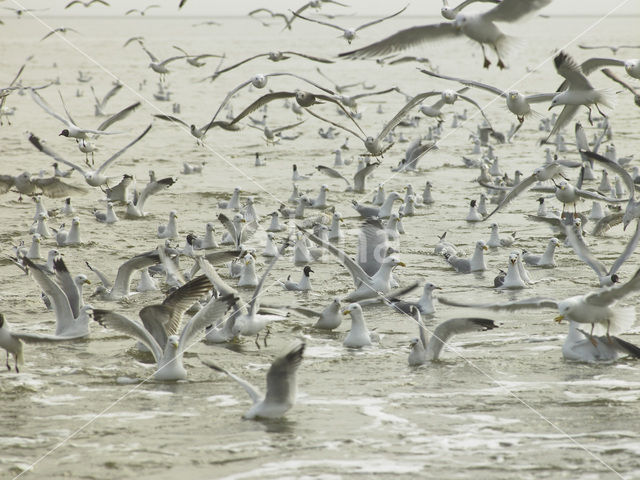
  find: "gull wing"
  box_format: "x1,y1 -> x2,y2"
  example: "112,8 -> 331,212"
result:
202,359 -> 263,404
457,93 -> 493,128
95,123 -> 152,176
299,225 -> 370,287
161,274 -> 212,336
22,258 -> 75,334
217,213 -> 240,246
316,165 -> 351,186
212,54 -> 267,77
27,133 -> 87,176
194,256 -> 238,297
206,78 -> 252,127
93,309 -> 163,362
0,175 -> 15,193
100,82 -> 123,108
153,114 -> 189,128
53,257 -> 81,318
525,93 -> 556,103
353,161 -> 379,192
483,173 -> 539,219
228,92 -> 296,125
267,72 -> 334,95
303,107 -> 365,141
32,176 -> 87,198
339,22 -> 460,59
427,317 -> 498,361
586,267 -> 640,306
283,51 -> 334,64
357,218 -> 388,277
248,243 -> 289,317
178,293 -> 237,354
85,261 -> 112,289
95,101 -> 141,133
438,296 -> 559,311
554,51 -> 592,90
591,212 -> 624,236
375,91 -> 440,142
574,188 -> 626,203
290,10 -> 346,32
420,68 -> 506,97
138,305 -> 170,350
264,342 -> 305,405
582,150 -> 634,201
483,0 -> 551,23
609,221 -> 640,276
136,176 -> 176,212
545,104 -> 579,142
580,57 -> 625,75
158,55 -> 189,67
140,44 -> 159,62
272,120 -> 305,134
356,5 -> 408,31
602,68 -> 638,96
563,219 -> 608,278
30,88 -> 71,127
111,249 -> 161,298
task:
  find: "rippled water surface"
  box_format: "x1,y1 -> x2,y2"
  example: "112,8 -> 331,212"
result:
1,11 -> 640,480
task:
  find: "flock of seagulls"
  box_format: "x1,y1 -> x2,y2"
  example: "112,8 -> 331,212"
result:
1,0 -> 640,437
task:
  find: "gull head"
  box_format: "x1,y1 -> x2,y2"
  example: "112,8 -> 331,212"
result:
548,94 -> 562,110
251,74 -> 267,89
168,335 -> 180,350
385,255 -> 406,268
454,13 -> 468,28
476,240 -> 488,251
59,129 -> 70,137
344,29 -> 357,43
441,6 -> 456,20
295,91 -> 316,107
441,90 -> 458,104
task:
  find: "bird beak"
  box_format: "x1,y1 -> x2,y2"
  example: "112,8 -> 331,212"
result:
554,314 -> 564,323
342,309 -> 350,315
434,286 -> 442,290
85,279 -> 91,284
397,261 -> 406,267
483,246 -> 488,251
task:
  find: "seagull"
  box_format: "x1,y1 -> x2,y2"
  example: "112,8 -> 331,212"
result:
85,249 -> 162,301
30,89 -> 127,141
440,265 -> 640,338
20,257 -> 93,341
248,120 -> 305,144
578,43 -> 640,56
563,320 -> 640,363
1,6 -> 49,17
287,0 -> 349,30
421,68 -> 555,130
0,171 -> 86,199
0,314 -> 24,372
125,5 -> 160,16
65,0 -> 110,8
125,174 -> 176,218
283,266 -> 313,291
342,303 -> 378,348
546,51 -> 615,142
305,89 -> 490,156
40,27 -> 81,42
339,0 -> 552,69
385,282 -> 441,315
522,238 -> 560,268
408,307 -> 499,365
443,240 -> 488,273
202,342 -> 305,419
602,68 -> 640,108
153,114 -> 238,144
290,5 -> 408,44
440,0 -> 501,20
90,83 -> 123,116
137,42 -> 188,81
28,124 -> 151,187
171,45 -> 224,68
93,289 -> 237,382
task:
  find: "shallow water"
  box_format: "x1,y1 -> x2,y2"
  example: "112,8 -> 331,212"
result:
1,11 -> 640,480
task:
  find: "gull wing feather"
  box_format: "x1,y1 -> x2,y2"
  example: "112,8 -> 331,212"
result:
85,261 -> 112,289
264,342 -> 305,404
580,57 -> 625,75
272,120 -> 305,134
483,0 -> 552,23
178,293 -> 237,354
136,176 -> 175,211
420,68 -> 506,97
32,177 -> 87,198
586,267 -> 640,306
484,173 -> 539,219
339,22 -> 460,59
609,221 -> 640,276
375,91 -> 440,142
95,101 -> 141,133
111,249 -> 160,298
357,218 -> 388,277
438,295 -> 559,311
356,5 -> 408,31
153,114 -> 189,128
353,161 -> 379,192
228,92 -> 295,125
30,88 -> 71,127
316,165 -> 351,186
304,107 -> 365,141
267,72 -> 335,95
27,133 -> 87,176
95,123 -> 152,176
554,52 -> 592,90
100,83 -> 123,108
202,359 -> 263,404
582,150 -> 634,201
563,220 -> 608,278
290,10 -> 346,32
427,317 -> 498,361
283,51 -> 334,63
545,104 -> 579,141
93,309 -> 163,361
248,243 -> 289,316
457,93 -> 493,128
53,257 -> 81,318
195,256 -> 238,297
138,305 -> 170,350
161,274 -> 212,336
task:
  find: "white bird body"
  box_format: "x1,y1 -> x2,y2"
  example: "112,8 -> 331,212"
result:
342,304 -> 374,348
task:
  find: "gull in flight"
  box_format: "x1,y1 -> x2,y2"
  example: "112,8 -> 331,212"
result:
40,27 -> 81,42
440,0 -> 501,20
202,342 -> 305,419
339,0 -> 552,69
171,45 -> 225,68
440,265 -> 640,339
290,5 -> 408,44
137,41 -> 188,82
153,114 -> 238,144
287,0 -> 349,30
93,279 -> 235,382
65,0 -> 110,9
27,124 -> 152,187
125,5 -> 160,16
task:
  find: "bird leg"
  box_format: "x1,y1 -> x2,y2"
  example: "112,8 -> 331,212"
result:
595,103 -> 607,118
480,44 -> 491,69
5,352 -> 10,371
586,106 -> 594,125
492,44 -> 506,69
263,326 -> 271,347
254,333 -> 261,349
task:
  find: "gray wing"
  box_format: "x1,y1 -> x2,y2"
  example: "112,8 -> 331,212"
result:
178,293 -> 237,354
582,151 -> 634,201
138,305 -> 170,350
554,51 -> 592,90
376,90 -> 441,142
316,165 -> 351,186
356,5 -> 408,31
264,343 -> 305,405
209,53 -> 267,77
457,93 -> 493,128
95,123 -> 152,176
283,51 -> 334,64
93,309 -> 163,361
427,317 -> 498,361
111,249 -> 161,298
339,22 -> 460,59
248,243 -> 289,316
610,220 -> 640,276
587,267 -> 640,306
303,107 -> 364,141
53,257 -> 81,318
546,104 -> 579,141
420,68 -> 505,97
22,257 -> 75,334
161,274 -> 212,336
30,88 -> 70,127
153,114 -> 189,128
300,225 -> 370,287
100,83 -> 123,108
271,120 -> 305,134
228,92 -> 295,125
217,213 -> 240,246
136,177 -> 175,212
195,256 -> 238,297
357,218 -> 388,277
27,133 -> 86,175
266,72 -> 334,95
591,213 -> 623,236
483,173 -> 539,219
205,78 -> 252,126
0,175 -> 15,193
602,68 -> 638,96
290,10 -> 346,32
95,101 -> 141,133
525,93 -> 556,103
32,176 -> 87,198
580,57 -> 625,75
353,161 -> 379,192
438,295 -> 559,311
563,220 -> 607,278
574,188 -> 626,203
483,0 -> 551,22
85,261 -> 112,289
201,359 -> 263,404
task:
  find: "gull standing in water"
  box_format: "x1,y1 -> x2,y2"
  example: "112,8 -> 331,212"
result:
202,342 -> 305,419
0,314 -> 25,372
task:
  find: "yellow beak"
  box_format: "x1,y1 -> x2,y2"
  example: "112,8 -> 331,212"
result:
397,261 -> 406,267
554,314 -> 564,323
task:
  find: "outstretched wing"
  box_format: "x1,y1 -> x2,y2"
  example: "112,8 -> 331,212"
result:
427,317 -> 498,361
201,359 -> 263,404
264,342 -> 305,404
93,309 -> 163,361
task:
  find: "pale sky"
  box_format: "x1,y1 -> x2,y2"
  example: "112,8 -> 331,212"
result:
1,0 -> 638,17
